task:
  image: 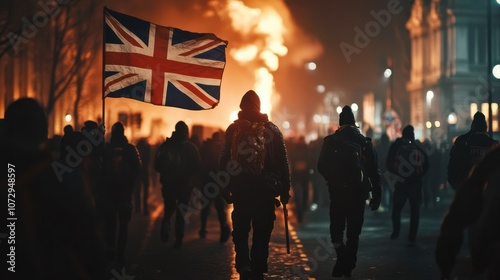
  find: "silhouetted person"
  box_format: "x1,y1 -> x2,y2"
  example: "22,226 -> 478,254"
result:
445,111 -> 498,268
436,145 -> 500,279
136,137 -> 151,215
198,131 -> 231,242
421,138 -> 441,208
447,111 -> 497,190
309,138 -> 329,208
386,125 -> 429,245
154,121 -> 201,248
4,98 -> 106,279
289,135 -> 310,223
82,120 -> 105,220
375,132 -> 391,210
219,90 -> 291,280
64,124 -> 74,135
102,122 -> 141,263
318,105 -> 381,277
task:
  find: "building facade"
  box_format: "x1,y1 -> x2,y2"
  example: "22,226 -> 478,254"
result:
406,0 -> 500,142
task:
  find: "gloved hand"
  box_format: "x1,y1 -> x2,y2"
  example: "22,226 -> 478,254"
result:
369,199 -> 380,211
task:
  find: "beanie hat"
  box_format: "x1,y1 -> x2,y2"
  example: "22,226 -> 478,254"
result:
339,105 -> 355,126
239,90 -> 261,112
470,111 -> 487,132
175,121 -> 189,135
402,125 -> 415,141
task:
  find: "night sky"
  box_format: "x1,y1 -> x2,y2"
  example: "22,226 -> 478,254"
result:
280,0 -> 414,124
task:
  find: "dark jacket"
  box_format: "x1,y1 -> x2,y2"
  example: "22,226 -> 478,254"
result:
386,137 -> 429,184
219,110 -> 291,204
436,145 -> 500,279
317,125 -> 381,201
447,130 -> 498,189
155,131 -> 201,186
102,135 -> 141,201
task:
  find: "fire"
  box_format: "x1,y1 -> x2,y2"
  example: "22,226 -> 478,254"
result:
226,0 -> 289,118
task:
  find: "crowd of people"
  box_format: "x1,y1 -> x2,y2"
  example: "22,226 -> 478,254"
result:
3,94 -> 500,279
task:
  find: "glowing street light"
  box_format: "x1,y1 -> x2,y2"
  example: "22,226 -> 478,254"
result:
493,64 -> 500,79
306,62 -> 317,71
336,106 -> 342,114
351,103 -> 358,112
313,114 -> 321,123
447,112 -> 457,125
384,68 -> 392,78
316,84 -> 326,93
65,114 -> 72,122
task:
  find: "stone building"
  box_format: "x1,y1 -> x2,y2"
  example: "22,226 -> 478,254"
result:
406,0 -> 500,141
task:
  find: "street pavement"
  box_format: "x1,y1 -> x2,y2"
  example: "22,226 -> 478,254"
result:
116,184 -> 472,280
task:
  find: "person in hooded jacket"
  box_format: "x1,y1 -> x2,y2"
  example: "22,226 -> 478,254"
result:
447,111 -> 498,190
219,90 -> 291,280
436,145 -> 500,279
102,122 -> 141,263
155,121 -> 201,248
386,125 -> 429,245
317,105 -> 381,278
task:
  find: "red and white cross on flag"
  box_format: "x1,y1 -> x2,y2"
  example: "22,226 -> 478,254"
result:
104,8 -> 228,110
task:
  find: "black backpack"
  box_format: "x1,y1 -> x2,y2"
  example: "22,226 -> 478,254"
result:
106,145 -> 133,187
448,132 -> 494,188
393,139 -> 424,180
330,136 -> 366,185
230,119 -> 268,176
154,138 -> 187,176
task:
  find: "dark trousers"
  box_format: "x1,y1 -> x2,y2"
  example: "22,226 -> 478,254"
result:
392,181 -> 422,241
134,170 -> 150,214
329,188 -> 366,261
161,184 -> 191,241
232,202 -> 276,274
105,201 -> 132,258
200,193 -> 228,232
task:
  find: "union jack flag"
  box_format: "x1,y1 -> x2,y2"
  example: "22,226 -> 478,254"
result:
104,8 -> 227,110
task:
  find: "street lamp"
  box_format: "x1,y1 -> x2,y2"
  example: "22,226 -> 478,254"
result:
306,62 -> 317,71
447,112 -> 457,142
493,64 -> 500,79
384,68 -> 392,78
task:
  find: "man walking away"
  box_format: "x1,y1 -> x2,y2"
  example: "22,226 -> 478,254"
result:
386,125 -> 429,245
317,105 -> 382,277
447,111 -> 497,190
155,121 -> 201,248
198,131 -> 231,242
219,90 -> 291,280
102,122 -> 142,264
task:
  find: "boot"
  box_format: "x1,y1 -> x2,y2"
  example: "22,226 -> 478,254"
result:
343,255 -> 356,277
332,244 -> 347,277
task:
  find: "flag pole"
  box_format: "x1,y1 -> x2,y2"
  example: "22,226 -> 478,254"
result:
102,6 -> 106,131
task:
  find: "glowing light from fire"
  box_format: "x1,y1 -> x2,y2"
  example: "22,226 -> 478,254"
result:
226,0 -> 289,118
230,110 -> 239,122
231,45 -> 258,63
